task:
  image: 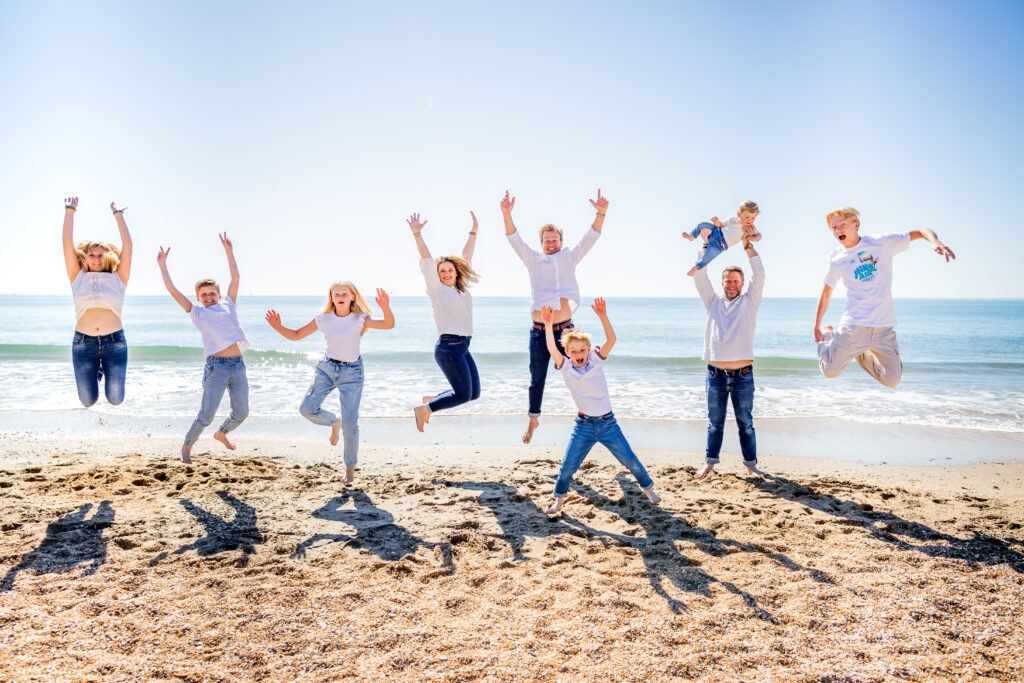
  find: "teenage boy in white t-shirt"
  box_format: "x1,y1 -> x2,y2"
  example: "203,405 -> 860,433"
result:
813,207 -> 955,386
540,299 -> 660,516
157,234 -> 249,464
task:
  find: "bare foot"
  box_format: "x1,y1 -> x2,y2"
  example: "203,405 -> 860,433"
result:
414,405 -> 429,432
694,463 -> 715,479
421,396 -> 434,422
344,466 -> 355,484
681,232 -> 695,241
330,418 -> 341,446
213,431 -> 236,451
545,497 -> 564,515
643,487 -> 661,505
522,417 -> 540,444
699,227 -> 712,240
746,465 -> 765,476
687,266 -> 698,277
180,445 -> 192,464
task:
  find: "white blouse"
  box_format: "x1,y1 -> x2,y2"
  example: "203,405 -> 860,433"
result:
420,257 -> 473,337
507,228 -> 600,314
189,296 -> 250,357
71,271 -> 126,321
315,311 -> 369,362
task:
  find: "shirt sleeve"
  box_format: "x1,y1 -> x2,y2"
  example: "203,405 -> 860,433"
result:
878,232 -> 911,256
824,250 -> 842,289
747,255 -> 765,310
693,262 -> 715,310
418,257 -> 441,295
570,228 -> 601,265
506,230 -> 539,266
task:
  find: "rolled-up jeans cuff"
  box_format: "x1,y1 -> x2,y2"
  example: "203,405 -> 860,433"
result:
705,457 -> 720,464
528,411 -> 541,418
743,458 -> 757,467
552,493 -> 566,500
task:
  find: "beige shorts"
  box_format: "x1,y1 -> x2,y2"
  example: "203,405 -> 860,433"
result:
817,325 -> 902,388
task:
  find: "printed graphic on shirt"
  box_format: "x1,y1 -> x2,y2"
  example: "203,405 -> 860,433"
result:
853,251 -> 878,282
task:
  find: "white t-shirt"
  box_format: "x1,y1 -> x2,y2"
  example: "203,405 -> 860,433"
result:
315,311 -> 369,362
507,228 -> 600,313
419,257 -> 473,336
824,233 -> 910,327
558,347 -> 613,417
720,216 -> 745,247
694,255 -> 765,362
189,296 -> 249,357
71,271 -> 126,321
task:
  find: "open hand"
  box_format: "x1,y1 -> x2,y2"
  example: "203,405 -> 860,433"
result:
591,297 -> 608,317
219,232 -> 233,251
500,191 -> 515,214
265,309 -> 281,327
710,216 -> 724,228
407,213 -> 427,234
375,288 -> 390,309
589,189 -> 608,213
64,196 -> 78,210
933,241 -> 956,262
157,246 -> 171,267
469,211 -> 477,232
540,306 -> 555,325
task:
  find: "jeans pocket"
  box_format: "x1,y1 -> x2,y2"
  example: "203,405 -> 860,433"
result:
73,332 -> 86,345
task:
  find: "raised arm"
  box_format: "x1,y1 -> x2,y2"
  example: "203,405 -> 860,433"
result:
541,306 -> 564,368
592,298 -> 616,358
501,191 -> 516,235
462,211 -> 478,261
364,288 -> 396,330
745,239 -> 764,309
111,202 -> 132,284
813,284 -> 833,341
588,188 -> 608,234
220,233 -> 240,302
156,247 -> 192,313
265,311 -> 317,341
61,196 -> 80,282
408,213 -> 431,259
909,228 -> 955,262
692,244 -> 715,309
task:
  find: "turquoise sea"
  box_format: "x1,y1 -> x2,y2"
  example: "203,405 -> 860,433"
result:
1,296 -> 1022,441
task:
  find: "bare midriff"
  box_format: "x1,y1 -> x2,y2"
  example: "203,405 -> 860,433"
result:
709,359 -> 753,370
211,343 -> 243,358
76,309 -> 123,336
531,297 -> 573,324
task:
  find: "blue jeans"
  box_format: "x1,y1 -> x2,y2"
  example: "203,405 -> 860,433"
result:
428,335 -> 481,413
300,356 -> 364,466
689,222 -> 729,271
72,330 -> 127,407
554,412 -> 654,497
705,365 -> 756,465
183,356 -> 249,447
528,322 -> 570,417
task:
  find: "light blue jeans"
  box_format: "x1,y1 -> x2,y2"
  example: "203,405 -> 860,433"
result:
300,356 -> 364,466
689,222 -> 729,270
183,356 -> 249,447
554,412 -> 654,498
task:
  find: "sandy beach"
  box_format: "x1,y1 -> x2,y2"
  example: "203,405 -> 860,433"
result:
2,433 -> 1023,681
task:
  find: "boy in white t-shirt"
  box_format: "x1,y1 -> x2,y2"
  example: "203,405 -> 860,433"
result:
813,206 -> 956,386
157,234 -> 250,464
682,199 -> 763,277
540,299 -> 660,515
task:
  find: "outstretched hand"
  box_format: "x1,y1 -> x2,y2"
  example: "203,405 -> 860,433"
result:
157,246 -> 171,267
219,232 -> 233,252
933,241 -> 956,262
540,306 -> 555,325
500,191 -> 515,215
407,213 -> 427,234
64,196 -> 78,210
110,201 -> 127,214
591,297 -> 608,317
589,189 -> 609,213
469,211 -> 477,232
375,288 -> 390,309
265,309 -> 281,327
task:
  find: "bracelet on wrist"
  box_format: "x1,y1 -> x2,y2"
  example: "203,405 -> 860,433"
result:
596,212 -> 606,217
112,209 -> 124,215
65,206 -> 76,211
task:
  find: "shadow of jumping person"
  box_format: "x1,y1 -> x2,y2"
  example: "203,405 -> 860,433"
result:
749,473 -> 1024,573
432,479 -> 549,561
1,501 -> 115,592
150,491 -> 263,568
293,490 -> 454,572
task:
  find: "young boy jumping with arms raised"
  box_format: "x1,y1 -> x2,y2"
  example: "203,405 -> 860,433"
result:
683,199 -> 762,276
157,234 -> 249,464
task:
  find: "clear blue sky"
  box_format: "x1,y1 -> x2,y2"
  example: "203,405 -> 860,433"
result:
1,0 -> 1022,299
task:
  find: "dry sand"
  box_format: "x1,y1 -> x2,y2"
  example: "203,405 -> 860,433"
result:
1,433 -> 1023,681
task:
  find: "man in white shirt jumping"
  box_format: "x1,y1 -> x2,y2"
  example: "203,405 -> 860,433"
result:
691,234 -> 765,479
502,189 -> 607,444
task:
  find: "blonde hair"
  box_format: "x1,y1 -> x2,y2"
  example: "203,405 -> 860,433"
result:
722,265 -> 744,281
75,241 -> 120,273
539,224 -> 563,240
436,255 -> 480,293
826,206 -> 860,228
323,280 -> 371,315
738,200 -> 760,214
194,278 -> 220,295
559,327 -> 593,350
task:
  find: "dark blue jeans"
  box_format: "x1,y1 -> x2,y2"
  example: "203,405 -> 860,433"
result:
72,330 -> 127,407
428,335 -> 481,413
554,412 -> 654,497
528,322 -> 570,417
705,365 -> 756,465
690,222 -> 729,270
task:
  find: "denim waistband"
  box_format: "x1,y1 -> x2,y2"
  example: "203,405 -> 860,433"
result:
439,334 -> 471,342
577,411 -> 614,421
533,319 -> 573,331
708,364 -> 752,377
206,354 -> 245,365
73,329 -> 125,342
325,354 -> 362,366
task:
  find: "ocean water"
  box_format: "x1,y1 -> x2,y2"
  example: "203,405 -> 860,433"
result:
1,295 -> 1022,437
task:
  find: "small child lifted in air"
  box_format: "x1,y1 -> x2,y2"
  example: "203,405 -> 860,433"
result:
682,199 -> 762,276
157,234 -> 249,464
541,298 -> 660,515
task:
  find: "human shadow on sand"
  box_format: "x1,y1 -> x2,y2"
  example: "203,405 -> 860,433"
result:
293,490 -> 454,571
560,474 -> 830,616
150,491 -> 263,568
433,479 -> 549,561
1,501 -> 115,592
750,473 -> 1024,573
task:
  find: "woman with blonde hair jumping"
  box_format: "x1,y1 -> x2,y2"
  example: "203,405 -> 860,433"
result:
407,212 -> 481,431
61,197 -> 134,407
266,282 -> 394,483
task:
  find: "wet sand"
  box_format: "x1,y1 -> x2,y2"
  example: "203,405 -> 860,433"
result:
1,434 -> 1023,681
